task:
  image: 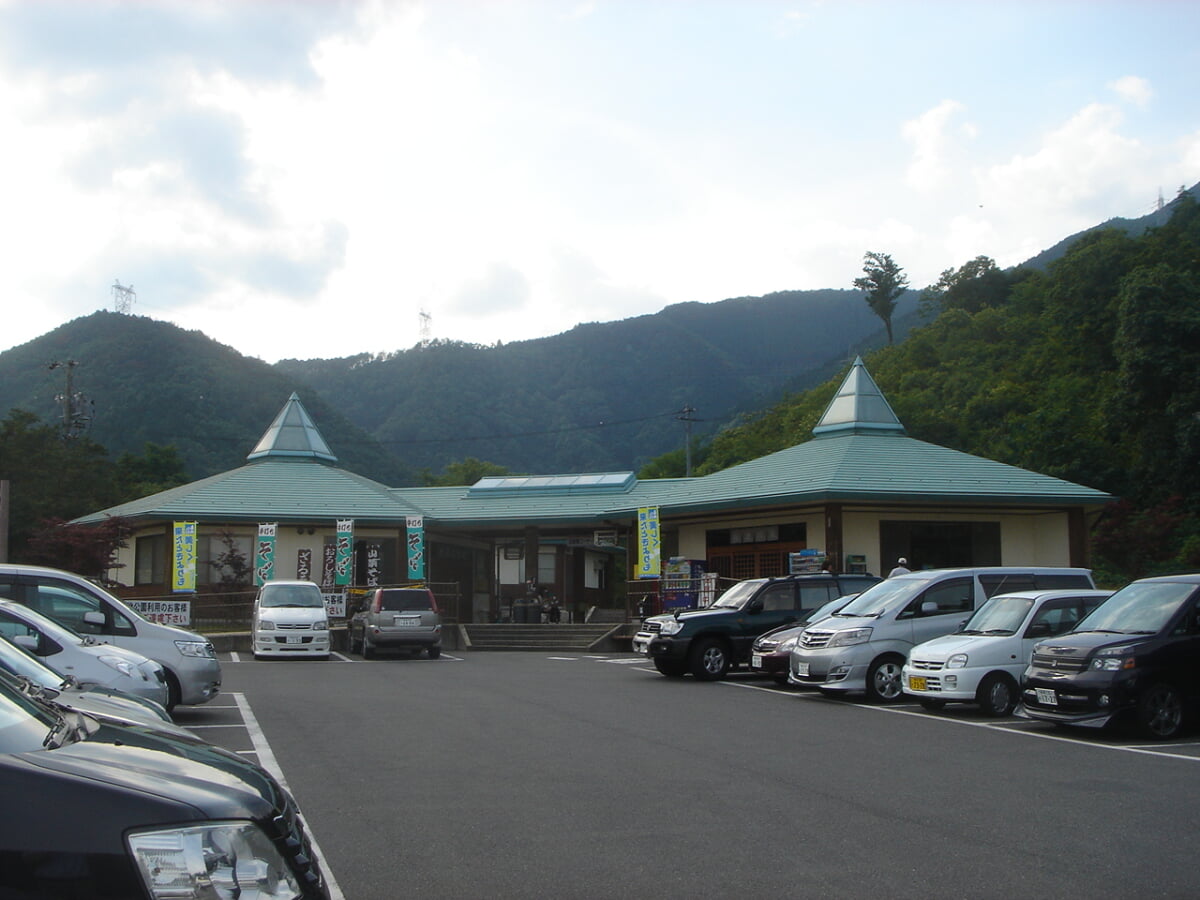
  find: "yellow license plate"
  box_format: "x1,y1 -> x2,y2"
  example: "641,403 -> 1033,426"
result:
908,675 -> 927,691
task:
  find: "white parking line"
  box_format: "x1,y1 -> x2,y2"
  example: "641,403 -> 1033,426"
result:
231,693 -> 347,900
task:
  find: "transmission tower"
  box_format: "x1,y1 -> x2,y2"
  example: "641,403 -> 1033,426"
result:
112,280 -> 136,314
419,308 -> 432,345
48,360 -> 93,440
677,405 -> 698,477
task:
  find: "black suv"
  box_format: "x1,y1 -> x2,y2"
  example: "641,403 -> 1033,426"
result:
1021,573 -> 1200,739
633,573 -> 881,680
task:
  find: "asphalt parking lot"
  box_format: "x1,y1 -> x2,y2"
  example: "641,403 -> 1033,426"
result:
173,651 -> 1200,899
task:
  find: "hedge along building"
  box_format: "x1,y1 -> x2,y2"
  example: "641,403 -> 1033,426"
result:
76,358 -> 1114,622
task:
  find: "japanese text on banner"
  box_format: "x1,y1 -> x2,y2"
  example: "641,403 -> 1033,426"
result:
636,507 -> 661,579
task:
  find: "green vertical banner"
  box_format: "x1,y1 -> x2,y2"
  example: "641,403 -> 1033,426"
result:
254,523 -> 277,586
406,516 -> 425,581
172,521 -> 198,593
335,519 -> 355,585
636,507 -> 661,579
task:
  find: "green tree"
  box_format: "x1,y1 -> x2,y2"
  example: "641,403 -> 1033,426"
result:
853,251 -> 909,344
920,255 -> 1011,318
421,457 -> 510,486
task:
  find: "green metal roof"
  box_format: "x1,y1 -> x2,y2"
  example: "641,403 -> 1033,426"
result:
73,365 -> 1115,530
75,458 -> 416,524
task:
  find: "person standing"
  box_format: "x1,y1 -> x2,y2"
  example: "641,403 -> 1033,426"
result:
888,557 -> 911,577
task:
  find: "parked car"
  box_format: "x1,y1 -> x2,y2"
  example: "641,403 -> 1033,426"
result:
0,675 -> 329,898
0,633 -> 172,725
0,563 -> 220,708
634,572 -> 882,681
1021,573 -> 1200,739
749,594 -> 857,684
348,586 -> 442,659
789,567 -> 1097,702
0,599 -> 170,707
252,580 -> 332,660
902,589 -> 1113,716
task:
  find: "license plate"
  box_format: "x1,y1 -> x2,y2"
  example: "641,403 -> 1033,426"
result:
908,675 -> 927,691
751,653 -> 763,668
795,662 -> 810,676
285,635 -> 303,644
394,617 -> 420,627
1035,688 -> 1058,706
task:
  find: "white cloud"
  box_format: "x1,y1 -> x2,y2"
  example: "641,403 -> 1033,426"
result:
903,99 -> 971,191
1110,75 -> 1153,107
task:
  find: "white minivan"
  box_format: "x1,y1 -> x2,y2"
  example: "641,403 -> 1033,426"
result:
788,567 -> 1096,702
0,564 -> 220,709
252,580 -> 331,659
902,588 -> 1113,716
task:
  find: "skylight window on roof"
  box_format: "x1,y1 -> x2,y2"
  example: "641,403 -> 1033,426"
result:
468,472 -> 637,497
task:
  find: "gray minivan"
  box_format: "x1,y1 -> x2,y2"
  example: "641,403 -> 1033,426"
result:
0,564 -> 220,709
789,567 -> 1096,702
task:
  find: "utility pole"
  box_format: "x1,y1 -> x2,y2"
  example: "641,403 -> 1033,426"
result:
48,360 -> 92,440
677,405 -> 697,477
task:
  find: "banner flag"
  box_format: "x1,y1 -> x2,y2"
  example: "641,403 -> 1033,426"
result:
171,521 -> 198,593
335,519 -> 354,585
254,523 -> 277,586
636,507 -> 661,579
406,515 -> 425,581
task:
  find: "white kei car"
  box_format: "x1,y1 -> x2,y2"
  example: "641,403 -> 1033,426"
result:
0,599 -> 169,707
902,588 -> 1113,717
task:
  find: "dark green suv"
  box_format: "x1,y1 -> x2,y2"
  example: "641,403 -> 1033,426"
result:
633,573 -> 881,680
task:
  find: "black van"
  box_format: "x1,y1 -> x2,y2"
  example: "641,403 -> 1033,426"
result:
1021,573 -> 1200,739
0,678 -> 329,898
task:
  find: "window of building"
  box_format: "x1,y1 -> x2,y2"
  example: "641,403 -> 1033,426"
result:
135,534 -> 166,586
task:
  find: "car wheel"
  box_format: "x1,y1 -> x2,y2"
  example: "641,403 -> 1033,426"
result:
772,673 -> 790,686
976,673 -> 1018,717
1137,683 -> 1184,740
689,638 -> 730,681
362,636 -> 375,660
653,658 -> 687,677
865,656 -> 905,703
164,670 -> 182,712
919,698 -> 947,711
428,646 -> 441,659
348,630 -> 361,655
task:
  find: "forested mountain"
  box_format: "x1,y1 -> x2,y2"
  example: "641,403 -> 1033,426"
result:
0,315 -> 417,485
682,192 -> 1200,582
0,288 -> 918,482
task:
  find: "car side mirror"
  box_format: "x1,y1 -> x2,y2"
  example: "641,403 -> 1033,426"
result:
745,598 -> 764,614
13,634 -> 39,653
1026,622 -> 1052,639
920,600 -> 939,615
83,610 -> 105,627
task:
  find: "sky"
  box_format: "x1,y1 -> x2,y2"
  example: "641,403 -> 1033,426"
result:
1,0 -> 1198,364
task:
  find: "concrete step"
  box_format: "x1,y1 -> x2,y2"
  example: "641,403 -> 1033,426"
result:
462,624 -> 629,651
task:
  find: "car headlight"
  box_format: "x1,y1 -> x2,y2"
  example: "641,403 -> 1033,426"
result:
1091,644 -> 1137,671
946,653 -> 968,669
258,620 -> 277,631
127,822 -> 301,899
314,619 -> 328,631
175,639 -> 217,658
779,636 -> 800,653
827,627 -> 873,648
659,619 -> 683,636
98,655 -> 136,678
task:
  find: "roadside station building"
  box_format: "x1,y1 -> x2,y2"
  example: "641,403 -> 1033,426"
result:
77,358 -> 1114,622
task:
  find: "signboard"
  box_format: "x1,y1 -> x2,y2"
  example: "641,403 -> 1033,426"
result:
635,507 -> 661,579
788,549 -> 826,574
129,599 -> 191,627
171,521 -> 197,593
254,523 -> 277,586
322,591 -> 346,619
406,515 -> 425,581
334,520 -> 354,585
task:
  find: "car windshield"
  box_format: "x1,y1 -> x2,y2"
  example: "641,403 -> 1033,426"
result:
1073,581 -> 1196,635
961,595 -> 1035,635
0,636 -> 62,690
0,681 -> 62,753
835,576 -> 935,618
710,579 -> 767,609
260,585 -> 324,608
0,604 -> 87,647
804,596 -> 851,625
